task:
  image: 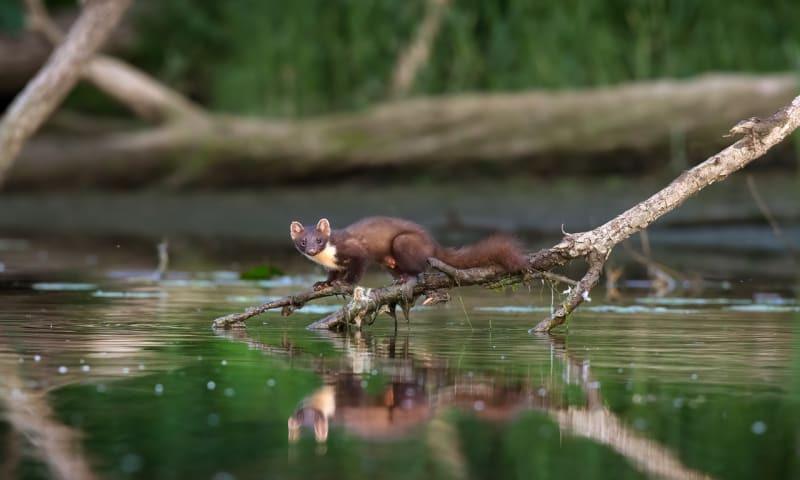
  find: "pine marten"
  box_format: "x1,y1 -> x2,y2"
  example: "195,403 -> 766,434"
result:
290,217 -> 528,289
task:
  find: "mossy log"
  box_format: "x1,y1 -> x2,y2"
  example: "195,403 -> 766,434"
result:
7,73 -> 797,188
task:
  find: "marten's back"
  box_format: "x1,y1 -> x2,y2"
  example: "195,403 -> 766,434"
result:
340,216 -> 434,259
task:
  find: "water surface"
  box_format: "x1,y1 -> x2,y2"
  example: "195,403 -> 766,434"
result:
0,235 -> 798,480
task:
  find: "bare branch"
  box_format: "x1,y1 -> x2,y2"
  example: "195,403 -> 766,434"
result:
211,95 -> 800,333
0,0 -> 132,186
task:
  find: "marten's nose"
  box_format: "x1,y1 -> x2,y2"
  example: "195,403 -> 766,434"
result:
306,246 -> 319,255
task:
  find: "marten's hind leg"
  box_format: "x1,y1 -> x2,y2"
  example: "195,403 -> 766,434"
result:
391,233 -> 435,283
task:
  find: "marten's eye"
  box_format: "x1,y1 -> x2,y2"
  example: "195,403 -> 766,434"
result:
300,240 -> 306,247
316,238 -> 323,245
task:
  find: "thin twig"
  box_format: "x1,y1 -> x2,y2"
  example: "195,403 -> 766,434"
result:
745,173 -> 796,256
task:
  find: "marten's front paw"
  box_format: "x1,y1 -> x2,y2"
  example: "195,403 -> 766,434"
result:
312,281 -> 331,290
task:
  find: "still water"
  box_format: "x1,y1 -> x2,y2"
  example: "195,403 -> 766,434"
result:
0,236 -> 798,480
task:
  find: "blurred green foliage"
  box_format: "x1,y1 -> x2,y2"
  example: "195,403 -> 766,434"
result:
0,0 -> 24,33
240,264 -> 284,280
131,0 -> 800,118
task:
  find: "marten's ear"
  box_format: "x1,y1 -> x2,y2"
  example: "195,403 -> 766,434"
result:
316,218 -> 331,236
290,221 -> 304,240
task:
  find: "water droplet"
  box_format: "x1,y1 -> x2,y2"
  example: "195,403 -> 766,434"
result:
371,369 -> 378,376
81,365 -> 90,372
690,373 -> 698,380
34,355 -> 41,362
58,366 -> 68,374
221,360 -> 228,366
207,413 -> 221,427
206,381 -> 217,390
266,378 -> 276,387
223,388 -> 235,397
751,421 -> 767,435
633,417 -> 647,431
537,387 -> 547,397
120,453 -> 142,473
154,384 -> 164,395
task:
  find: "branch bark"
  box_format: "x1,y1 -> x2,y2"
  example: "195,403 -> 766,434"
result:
212,95 -> 800,333
0,0 -> 132,186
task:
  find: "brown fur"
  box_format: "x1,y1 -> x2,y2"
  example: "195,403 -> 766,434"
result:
290,216 -> 528,288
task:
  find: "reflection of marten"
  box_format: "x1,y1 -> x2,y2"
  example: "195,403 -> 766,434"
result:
288,386 -> 336,443
288,374 -> 537,444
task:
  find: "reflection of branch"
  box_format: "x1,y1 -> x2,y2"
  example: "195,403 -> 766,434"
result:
0,354 -> 96,480
390,0 -> 451,98
555,408 -> 711,480
547,336 -> 713,480
229,327 -> 715,480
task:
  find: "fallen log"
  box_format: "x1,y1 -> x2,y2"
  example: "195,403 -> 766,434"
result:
7,73 -> 798,188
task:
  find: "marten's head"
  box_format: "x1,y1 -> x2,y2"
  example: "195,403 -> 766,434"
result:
290,218 -> 331,257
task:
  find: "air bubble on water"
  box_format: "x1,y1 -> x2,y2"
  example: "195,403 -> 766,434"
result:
751,421 -> 767,435
690,373 -> 698,380
224,388 -> 235,397
633,418 -> 647,431
122,367 -> 130,375
473,400 -> 485,411
139,364 -> 145,370
154,384 -> 164,395
266,378 -> 276,387
207,381 -> 216,390
221,360 -> 227,366
120,453 -> 143,474
212,472 -> 235,480
79,358 -> 85,364
58,366 -> 68,374
537,387 -> 547,397
97,384 -> 107,393
360,380 -> 368,389
673,398 -> 685,409
371,369 -> 378,376
34,355 -> 41,362
207,413 -> 221,427
81,365 -> 90,372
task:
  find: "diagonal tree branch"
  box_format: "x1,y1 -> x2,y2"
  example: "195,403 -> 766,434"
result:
212,95 -> 800,333
0,0 -> 132,186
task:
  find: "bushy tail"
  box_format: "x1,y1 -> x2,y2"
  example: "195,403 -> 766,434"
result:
434,234 -> 529,272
